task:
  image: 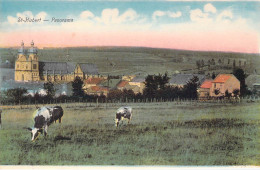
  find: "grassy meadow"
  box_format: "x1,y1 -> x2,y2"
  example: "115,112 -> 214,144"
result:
1,47 -> 259,75
0,102 -> 259,165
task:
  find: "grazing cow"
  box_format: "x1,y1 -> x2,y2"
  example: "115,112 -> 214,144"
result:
27,106 -> 64,141
115,106 -> 132,127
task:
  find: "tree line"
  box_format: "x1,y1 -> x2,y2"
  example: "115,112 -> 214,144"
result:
0,68 -> 253,105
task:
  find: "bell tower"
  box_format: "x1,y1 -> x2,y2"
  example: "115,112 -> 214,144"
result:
15,40 -> 40,82
15,41 -> 27,81
28,40 -> 40,81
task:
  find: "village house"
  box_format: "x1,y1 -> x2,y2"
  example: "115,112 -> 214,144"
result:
83,77 -> 104,89
128,77 -> 145,94
197,79 -> 213,99
117,80 -> 129,91
122,75 -> 135,81
86,86 -> 109,96
83,77 -> 107,96
245,74 -> 260,95
209,74 -> 240,97
15,41 -> 99,82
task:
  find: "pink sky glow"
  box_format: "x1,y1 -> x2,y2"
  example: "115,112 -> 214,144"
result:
1,30 -> 258,53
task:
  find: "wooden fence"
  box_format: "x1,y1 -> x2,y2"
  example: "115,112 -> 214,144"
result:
0,95 -> 259,110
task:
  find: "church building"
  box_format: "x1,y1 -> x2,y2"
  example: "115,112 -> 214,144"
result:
15,41 -> 99,82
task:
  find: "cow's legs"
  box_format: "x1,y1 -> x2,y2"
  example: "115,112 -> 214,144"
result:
59,117 -> 62,123
128,114 -> 132,124
44,126 -> 48,137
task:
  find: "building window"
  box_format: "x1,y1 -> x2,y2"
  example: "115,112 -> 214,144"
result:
26,64 -> 28,69
214,83 -> 216,88
33,64 -> 37,69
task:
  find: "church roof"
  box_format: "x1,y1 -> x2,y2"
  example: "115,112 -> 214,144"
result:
40,62 -> 98,75
40,62 -> 76,75
78,63 -> 99,75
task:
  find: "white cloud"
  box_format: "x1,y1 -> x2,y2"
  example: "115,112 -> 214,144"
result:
152,11 -> 166,20
190,9 -> 212,23
152,10 -> 182,21
168,11 -> 182,18
204,3 -> 217,14
94,8 -> 139,25
217,10 -> 233,23
100,8 -> 119,24
80,10 -> 94,19
58,8 -> 147,32
7,16 -> 17,25
36,12 -> 47,20
119,8 -> 138,22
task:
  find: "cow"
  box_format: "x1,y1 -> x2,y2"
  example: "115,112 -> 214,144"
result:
115,106 -> 132,127
27,106 -> 64,141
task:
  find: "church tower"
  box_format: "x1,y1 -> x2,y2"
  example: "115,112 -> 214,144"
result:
15,41 -> 40,82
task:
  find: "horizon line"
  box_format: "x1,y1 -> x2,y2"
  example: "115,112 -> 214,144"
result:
1,45 -> 259,55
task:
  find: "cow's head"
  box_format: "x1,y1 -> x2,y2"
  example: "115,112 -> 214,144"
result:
27,127 -> 43,141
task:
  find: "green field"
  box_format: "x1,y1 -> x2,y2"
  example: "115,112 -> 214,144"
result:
0,102 -> 259,165
1,47 -> 259,76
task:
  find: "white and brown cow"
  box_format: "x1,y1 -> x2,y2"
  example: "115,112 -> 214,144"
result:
115,106 -> 132,127
27,106 -> 64,141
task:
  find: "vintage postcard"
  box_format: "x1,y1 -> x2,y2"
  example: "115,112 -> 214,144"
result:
0,0 -> 259,169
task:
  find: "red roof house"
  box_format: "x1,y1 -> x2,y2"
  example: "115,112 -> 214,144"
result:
198,79 -> 213,99
117,80 -> 129,90
210,74 -> 240,97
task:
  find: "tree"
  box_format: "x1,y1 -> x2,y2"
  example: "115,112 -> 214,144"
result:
225,90 -> 231,99
72,76 -> 84,97
43,81 -> 55,98
143,75 -> 157,99
183,76 -> 199,99
5,88 -> 28,104
214,89 -> 220,95
122,89 -> 135,101
233,68 -> 247,96
196,60 -> 201,69
143,73 -> 170,99
212,72 -> 216,79
160,72 -> 170,90
201,60 -> 204,67
232,89 -> 240,97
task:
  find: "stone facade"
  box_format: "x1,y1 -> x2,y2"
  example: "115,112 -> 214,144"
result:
15,41 -> 98,82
